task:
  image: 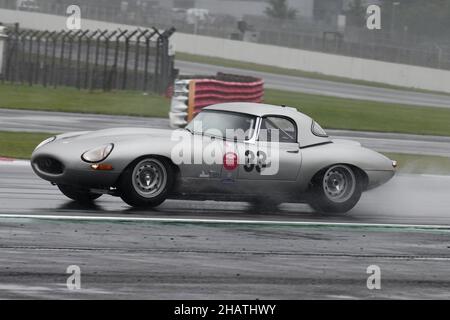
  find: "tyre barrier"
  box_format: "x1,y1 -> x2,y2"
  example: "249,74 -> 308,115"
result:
168,73 -> 264,128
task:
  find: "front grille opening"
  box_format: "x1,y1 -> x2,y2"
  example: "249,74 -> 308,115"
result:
34,156 -> 64,175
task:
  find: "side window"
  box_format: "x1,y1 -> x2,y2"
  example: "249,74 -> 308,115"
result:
311,121 -> 328,137
259,116 -> 297,143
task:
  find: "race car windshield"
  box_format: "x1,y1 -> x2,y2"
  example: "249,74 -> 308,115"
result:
186,110 -> 256,141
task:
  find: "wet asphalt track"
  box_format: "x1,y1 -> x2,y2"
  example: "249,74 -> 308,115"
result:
0,162 -> 450,299
1,163 -> 450,226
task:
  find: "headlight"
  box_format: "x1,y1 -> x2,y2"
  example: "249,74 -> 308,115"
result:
35,136 -> 56,150
81,144 -> 114,163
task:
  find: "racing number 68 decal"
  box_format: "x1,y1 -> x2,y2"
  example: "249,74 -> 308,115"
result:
244,150 -> 271,173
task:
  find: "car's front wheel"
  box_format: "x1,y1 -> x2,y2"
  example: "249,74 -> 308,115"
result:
57,184 -> 102,203
308,165 -> 363,214
118,157 -> 175,208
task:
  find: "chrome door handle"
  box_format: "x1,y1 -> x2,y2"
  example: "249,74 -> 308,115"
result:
286,149 -> 299,153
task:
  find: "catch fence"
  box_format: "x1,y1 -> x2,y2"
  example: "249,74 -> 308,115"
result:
1,24 -> 176,93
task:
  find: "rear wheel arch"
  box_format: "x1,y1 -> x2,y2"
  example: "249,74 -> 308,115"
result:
309,163 -> 368,189
307,163 -> 366,214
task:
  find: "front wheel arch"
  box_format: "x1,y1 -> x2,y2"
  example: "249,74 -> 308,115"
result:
117,155 -> 179,208
116,154 -> 181,187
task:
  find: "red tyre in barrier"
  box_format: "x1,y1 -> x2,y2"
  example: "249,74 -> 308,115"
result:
169,73 -> 264,128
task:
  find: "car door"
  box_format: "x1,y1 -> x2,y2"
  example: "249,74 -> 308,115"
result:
180,110 -> 257,182
182,133 -> 224,180
238,115 -> 301,181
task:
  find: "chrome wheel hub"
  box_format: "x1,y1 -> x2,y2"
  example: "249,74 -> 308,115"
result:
323,165 -> 356,203
132,159 -> 167,198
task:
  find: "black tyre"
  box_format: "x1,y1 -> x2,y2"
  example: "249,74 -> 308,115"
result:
308,165 -> 363,214
118,157 -> 175,208
57,184 -> 102,203
252,197 -> 280,213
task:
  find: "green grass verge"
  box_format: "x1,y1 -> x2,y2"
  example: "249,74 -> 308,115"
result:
177,52 -> 450,96
1,83 -> 450,136
264,89 -> 450,136
0,131 -> 54,159
1,131 -> 449,176
0,83 -> 170,117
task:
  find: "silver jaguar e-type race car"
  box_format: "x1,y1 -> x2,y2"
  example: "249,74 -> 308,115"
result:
31,103 -> 396,213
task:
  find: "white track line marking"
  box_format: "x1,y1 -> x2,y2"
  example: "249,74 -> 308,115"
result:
0,160 -> 30,166
420,174 -> 450,179
0,214 -> 449,230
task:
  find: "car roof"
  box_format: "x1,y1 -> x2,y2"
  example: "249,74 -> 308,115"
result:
204,102 -> 308,119
202,102 -> 329,146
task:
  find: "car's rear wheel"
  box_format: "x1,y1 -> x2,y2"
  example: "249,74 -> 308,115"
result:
57,184 -> 102,203
118,157 -> 174,208
308,165 -> 363,214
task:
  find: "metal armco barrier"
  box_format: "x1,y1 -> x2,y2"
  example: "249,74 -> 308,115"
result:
1,24 -> 176,94
169,73 -> 264,128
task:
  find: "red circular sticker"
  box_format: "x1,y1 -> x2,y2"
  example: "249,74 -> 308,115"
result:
223,152 -> 238,171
